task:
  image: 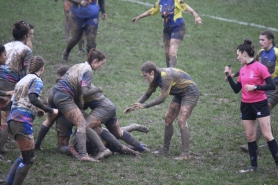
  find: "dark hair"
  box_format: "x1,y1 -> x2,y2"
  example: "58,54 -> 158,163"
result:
87,48 -> 106,65
237,39 -> 255,57
57,66 -> 69,76
12,21 -> 29,41
28,23 -> 34,30
141,61 -> 159,74
260,30 -> 275,46
28,56 -> 44,74
0,45 -> 5,54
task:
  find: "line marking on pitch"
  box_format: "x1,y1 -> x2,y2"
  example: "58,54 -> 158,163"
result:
122,0 -> 278,32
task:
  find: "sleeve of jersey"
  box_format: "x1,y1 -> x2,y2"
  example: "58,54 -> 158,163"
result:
143,79 -> 171,108
23,48 -> 33,67
29,78 -> 43,95
271,48 -> 278,79
178,0 -> 188,11
260,64 -> 272,80
81,71 -> 93,87
149,1 -> 160,15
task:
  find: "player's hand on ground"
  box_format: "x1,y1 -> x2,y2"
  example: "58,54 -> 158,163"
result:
37,109 -> 45,117
122,146 -> 140,155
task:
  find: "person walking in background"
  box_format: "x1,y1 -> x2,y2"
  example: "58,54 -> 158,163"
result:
225,39 -> 278,175
125,61 -> 199,161
62,0 -> 106,62
132,0 -> 202,68
5,56 -> 58,185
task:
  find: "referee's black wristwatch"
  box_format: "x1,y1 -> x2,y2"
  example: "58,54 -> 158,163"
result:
254,85 -> 258,90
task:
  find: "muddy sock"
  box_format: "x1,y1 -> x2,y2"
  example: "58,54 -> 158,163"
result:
0,126 -> 8,152
13,150 -> 35,185
248,141 -> 258,167
180,127 -> 190,155
121,123 -> 149,133
6,158 -> 22,185
267,139 -> 278,166
163,125 -> 173,151
165,55 -> 170,67
35,125 -> 50,149
169,56 -> 177,68
86,127 -> 106,152
75,132 -> 87,157
100,129 -> 122,152
255,123 -> 262,142
120,131 -> 144,152
13,163 -> 32,185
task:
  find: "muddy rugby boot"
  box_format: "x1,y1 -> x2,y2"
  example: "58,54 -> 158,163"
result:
127,123 -> 149,133
95,149 -> 112,160
238,166 -> 257,173
79,153 -> 100,163
174,153 -> 190,161
62,51 -> 69,62
152,148 -> 170,155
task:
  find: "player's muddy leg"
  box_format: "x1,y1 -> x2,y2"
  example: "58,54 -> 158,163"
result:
169,39 -> 182,68
85,25 -> 97,54
35,113 -> 57,150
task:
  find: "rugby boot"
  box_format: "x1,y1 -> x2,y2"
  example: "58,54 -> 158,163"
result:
79,153 -> 100,163
174,153 -> 190,161
95,149 -> 112,160
121,123 -> 149,133
238,166 -> 258,173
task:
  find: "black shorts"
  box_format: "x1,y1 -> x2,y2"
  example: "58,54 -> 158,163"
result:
240,99 -> 270,120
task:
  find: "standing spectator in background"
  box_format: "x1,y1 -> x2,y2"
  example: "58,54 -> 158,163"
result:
132,0 -> 202,68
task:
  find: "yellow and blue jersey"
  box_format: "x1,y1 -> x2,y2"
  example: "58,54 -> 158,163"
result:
258,46 -> 278,83
149,0 -> 188,26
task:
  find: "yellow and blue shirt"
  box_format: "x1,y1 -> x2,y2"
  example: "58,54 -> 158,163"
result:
149,0 -> 188,26
258,46 -> 278,83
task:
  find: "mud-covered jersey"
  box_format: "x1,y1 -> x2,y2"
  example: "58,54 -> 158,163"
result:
54,62 -> 93,99
138,68 -> 197,108
8,74 -> 43,125
3,41 -> 32,83
149,0 -> 188,26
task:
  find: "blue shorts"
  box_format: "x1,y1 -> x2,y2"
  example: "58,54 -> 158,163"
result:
8,120 -> 34,139
70,3 -> 99,27
163,22 -> 186,41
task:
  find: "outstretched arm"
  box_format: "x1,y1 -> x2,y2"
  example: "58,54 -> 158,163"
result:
185,5 -> 202,25
132,10 -> 151,23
